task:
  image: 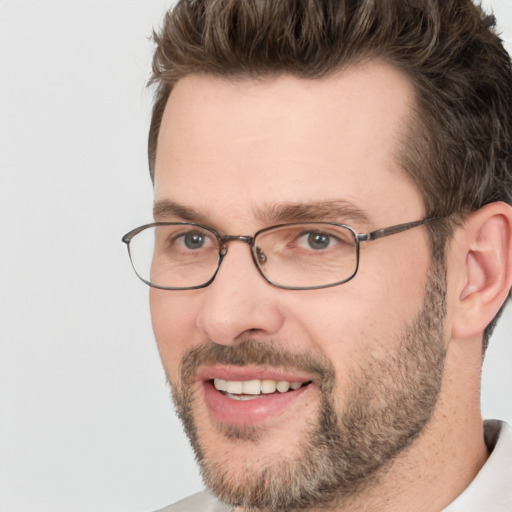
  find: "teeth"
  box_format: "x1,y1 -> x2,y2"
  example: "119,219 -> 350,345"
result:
226,393 -> 259,401
213,378 -> 227,392
276,381 -> 290,393
225,381 -> 243,394
261,379 -> 277,394
213,378 -> 305,395
242,380 -> 261,395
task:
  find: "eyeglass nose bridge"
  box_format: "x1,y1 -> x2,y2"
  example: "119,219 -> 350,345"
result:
218,234 -> 255,256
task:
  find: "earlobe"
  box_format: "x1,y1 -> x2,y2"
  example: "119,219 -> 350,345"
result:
451,202 -> 512,340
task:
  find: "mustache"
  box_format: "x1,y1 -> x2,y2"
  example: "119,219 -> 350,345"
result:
179,339 -> 335,386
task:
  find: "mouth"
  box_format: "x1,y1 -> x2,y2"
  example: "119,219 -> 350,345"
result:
212,378 -> 310,400
198,368 -> 315,426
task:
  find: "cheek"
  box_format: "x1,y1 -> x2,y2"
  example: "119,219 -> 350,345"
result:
150,289 -> 201,378
287,253 -> 429,382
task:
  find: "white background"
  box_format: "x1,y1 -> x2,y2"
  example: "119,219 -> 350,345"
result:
0,1 -> 511,511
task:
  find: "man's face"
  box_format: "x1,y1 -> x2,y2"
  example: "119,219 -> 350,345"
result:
151,64 -> 447,509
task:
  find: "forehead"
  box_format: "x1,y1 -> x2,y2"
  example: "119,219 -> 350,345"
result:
154,63 -> 423,228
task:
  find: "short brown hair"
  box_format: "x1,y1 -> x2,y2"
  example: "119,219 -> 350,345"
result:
148,0 -> 512,343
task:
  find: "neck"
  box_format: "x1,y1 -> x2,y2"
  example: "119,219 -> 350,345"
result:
330,406 -> 488,512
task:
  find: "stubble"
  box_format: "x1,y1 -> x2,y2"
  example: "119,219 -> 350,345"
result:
168,258 -> 447,511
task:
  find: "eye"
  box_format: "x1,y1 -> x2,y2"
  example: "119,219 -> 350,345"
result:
305,232 -> 331,250
297,231 -> 337,250
180,231 -> 208,250
169,228 -> 217,252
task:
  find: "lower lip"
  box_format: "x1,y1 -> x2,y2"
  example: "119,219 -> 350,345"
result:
202,380 -> 312,426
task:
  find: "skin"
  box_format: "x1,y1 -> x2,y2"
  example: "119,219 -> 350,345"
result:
150,63 -> 496,511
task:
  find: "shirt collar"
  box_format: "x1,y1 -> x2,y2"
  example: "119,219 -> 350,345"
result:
443,420 -> 512,511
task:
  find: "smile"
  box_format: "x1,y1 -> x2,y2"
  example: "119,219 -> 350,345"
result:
199,369 -> 315,425
213,378 -> 307,399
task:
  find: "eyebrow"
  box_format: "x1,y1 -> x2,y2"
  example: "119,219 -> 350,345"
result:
254,200 -> 371,226
153,199 -> 371,228
153,200 -> 209,223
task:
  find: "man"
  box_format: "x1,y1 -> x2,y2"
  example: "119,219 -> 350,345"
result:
122,0 -> 512,510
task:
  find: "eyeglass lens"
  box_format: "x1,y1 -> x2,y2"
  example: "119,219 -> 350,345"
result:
128,223 -> 358,290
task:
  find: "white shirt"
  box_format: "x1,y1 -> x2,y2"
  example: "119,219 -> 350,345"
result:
444,420 -> 512,511
156,420 -> 512,512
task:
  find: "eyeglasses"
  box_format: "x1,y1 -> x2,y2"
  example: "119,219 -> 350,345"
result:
122,217 -> 442,291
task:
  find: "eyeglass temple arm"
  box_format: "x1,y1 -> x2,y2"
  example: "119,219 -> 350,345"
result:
358,217 -> 443,242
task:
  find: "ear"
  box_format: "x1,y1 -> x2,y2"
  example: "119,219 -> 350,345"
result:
450,202 -> 512,340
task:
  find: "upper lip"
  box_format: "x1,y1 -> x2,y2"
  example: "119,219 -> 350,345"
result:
196,365 -> 315,384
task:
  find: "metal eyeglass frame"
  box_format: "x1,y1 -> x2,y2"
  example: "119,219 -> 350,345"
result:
122,216 -> 443,291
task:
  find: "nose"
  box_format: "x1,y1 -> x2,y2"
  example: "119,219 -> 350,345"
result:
196,241 -> 285,346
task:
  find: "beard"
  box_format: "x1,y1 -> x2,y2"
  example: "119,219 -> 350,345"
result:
167,258 -> 447,511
